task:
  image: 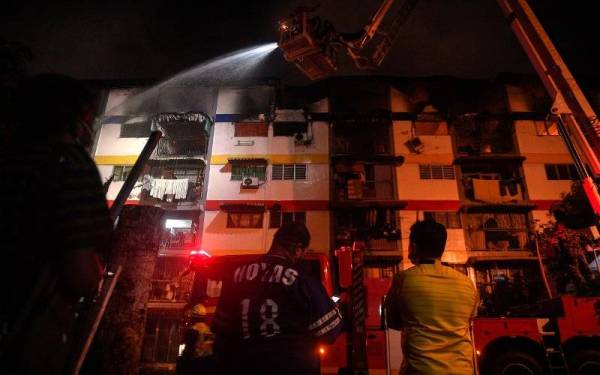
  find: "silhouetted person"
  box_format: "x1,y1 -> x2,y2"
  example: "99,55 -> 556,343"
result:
0,74 -> 113,374
212,222 -> 342,375
385,219 -> 478,374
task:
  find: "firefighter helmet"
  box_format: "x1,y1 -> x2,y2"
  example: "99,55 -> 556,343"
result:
191,303 -> 207,318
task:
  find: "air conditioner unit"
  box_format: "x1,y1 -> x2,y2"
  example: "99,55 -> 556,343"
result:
294,132 -> 311,145
405,136 -> 424,154
241,176 -> 260,189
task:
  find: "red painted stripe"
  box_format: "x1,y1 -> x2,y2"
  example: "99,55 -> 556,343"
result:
106,200 -> 140,208
205,200 -> 329,211
530,200 -> 560,210
403,200 -> 462,210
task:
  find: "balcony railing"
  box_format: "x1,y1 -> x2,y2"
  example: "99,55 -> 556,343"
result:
148,278 -> 193,302
336,180 -> 394,201
467,229 -> 529,251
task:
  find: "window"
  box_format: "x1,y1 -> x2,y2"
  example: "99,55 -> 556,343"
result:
161,218 -> 198,250
545,164 -> 578,180
112,165 -> 133,181
419,165 -> 455,180
535,120 -> 559,136
234,122 -> 268,137
231,164 -> 267,181
227,212 -> 264,228
269,211 -> 306,228
425,211 -> 462,228
414,121 -> 448,136
271,164 -> 308,180
120,121 -> 151,138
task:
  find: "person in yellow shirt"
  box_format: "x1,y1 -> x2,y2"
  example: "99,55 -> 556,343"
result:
385,219 -> 478,374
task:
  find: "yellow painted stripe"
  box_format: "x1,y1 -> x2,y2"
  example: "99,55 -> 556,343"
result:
94,155 -> 139,165
400,153 -> 454,164
210,154 -> 329,165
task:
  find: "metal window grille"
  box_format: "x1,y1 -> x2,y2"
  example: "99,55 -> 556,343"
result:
231,165 -> 267,181
271,164 -> 308,180
544,163 -> 578,180
426,211 -> 462,229
419,165 -> 455,180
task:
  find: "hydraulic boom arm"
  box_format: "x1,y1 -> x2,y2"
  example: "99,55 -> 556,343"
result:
496,0 -> 600,215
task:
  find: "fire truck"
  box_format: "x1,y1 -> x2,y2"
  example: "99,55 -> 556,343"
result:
182,242 -> 600,374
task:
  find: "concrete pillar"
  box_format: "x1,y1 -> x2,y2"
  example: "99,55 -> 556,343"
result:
88,205 -> 164,375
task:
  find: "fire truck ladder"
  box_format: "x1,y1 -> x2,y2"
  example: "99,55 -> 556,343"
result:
538,319 -> 570,375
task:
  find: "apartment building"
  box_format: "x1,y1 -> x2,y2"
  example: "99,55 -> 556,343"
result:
92,75 -> 594,368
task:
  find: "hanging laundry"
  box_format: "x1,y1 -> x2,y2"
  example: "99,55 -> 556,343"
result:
149,178 -> 189,200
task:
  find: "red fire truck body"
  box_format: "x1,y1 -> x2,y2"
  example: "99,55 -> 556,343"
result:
184,248 -> 600,374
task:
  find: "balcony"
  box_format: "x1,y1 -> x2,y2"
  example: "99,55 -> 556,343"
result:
462,177 -> 526,204
333,164 -> 398,207
452,114 -> 516,157
148,276 -> 193,303
147,256 -> 194,304
464,213 -> 533,257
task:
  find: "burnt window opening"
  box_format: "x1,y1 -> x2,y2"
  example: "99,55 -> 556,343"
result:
453,115 -> 515,155
120,119 -> 151,138
414,121 -> 448,136
535,120 -> 559,136
227,212 -> 264,228
155,136 -> 208,157
151,112 -> 212,157
273,122 -> 308,137
234,122 -> 269,137
334,122 -> 390,155
545,164 -> 578,180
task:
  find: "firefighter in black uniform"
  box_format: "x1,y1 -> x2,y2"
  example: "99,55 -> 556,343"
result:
212,222 -> 342,375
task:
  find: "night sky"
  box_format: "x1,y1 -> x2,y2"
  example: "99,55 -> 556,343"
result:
2,0 -> 599,85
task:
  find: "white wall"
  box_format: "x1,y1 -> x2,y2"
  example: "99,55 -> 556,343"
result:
514,120 -> 569,155
95,123 -> 148,157
522,163 -> 572,200
210,121 -> 329,156
395,164 -> 460,200
206,164 -> 329,201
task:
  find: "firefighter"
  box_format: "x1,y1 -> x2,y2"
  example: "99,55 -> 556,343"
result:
212,222 -> 343,375
176,303 -> 216,375
0,74 -> 112,374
